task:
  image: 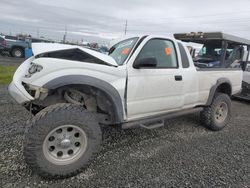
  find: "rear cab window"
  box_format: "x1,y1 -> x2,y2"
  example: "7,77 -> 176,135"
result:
178,42 -> 190,68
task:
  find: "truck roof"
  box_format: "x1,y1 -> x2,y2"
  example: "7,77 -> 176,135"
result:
174,32 -> 250,46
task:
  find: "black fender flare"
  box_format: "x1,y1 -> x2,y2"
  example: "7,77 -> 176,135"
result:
206,78 -> 232,106
43,75 -> 124,122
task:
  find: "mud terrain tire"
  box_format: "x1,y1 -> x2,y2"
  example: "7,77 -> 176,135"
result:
24,103 -> 102,178
201,93 -> 231,131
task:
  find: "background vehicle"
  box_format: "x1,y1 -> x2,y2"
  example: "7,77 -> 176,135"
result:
174,32 -> 250,69
98,45 -> 109,54
0,35 -> 31,58
0,36 -> 7,54
234,62 -> 250,100
8,35 -> 242,178
175,32 -> 250,100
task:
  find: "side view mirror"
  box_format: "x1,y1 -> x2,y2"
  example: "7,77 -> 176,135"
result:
133,57 -> 157,69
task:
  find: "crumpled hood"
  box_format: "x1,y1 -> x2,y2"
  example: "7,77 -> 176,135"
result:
32,43 -> 118,66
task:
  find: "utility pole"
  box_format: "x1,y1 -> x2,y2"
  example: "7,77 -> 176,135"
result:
63,25 -> 67,43
125,20 -> 127,35
37,27 -> 40,38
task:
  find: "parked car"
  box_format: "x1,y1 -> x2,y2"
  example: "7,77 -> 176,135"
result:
8,35 -> 242,178
0,35 -> 7,53
98,45 -> 109,54
0,35 -> 31,58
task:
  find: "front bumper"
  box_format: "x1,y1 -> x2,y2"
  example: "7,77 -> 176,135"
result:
8,81 -> 32,104
8,57 -> 36,104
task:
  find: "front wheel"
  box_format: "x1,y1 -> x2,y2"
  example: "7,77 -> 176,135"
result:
200,93 -> 231,131
24,103 -> 102,178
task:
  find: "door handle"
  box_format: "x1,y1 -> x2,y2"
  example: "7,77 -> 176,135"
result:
175,75 -> 182,81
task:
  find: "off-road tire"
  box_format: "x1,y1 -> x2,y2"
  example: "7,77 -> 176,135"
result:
11,47 -> 24,58
24,103 -> 102,178
200,93 -> 231,131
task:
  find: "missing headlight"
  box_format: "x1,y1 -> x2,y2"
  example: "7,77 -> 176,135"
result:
22,82 -> 49,99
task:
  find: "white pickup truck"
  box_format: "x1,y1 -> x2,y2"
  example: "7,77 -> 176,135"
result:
8,35 -> 242,178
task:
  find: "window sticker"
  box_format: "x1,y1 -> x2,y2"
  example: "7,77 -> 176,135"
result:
165,47 -> 171,56
122,48 -> 130,55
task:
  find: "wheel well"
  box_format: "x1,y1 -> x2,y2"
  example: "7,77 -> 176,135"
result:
215,83 -> 232,96
11,46 -> 24,51
34,84 -> 121,124
206,81 -> 232,106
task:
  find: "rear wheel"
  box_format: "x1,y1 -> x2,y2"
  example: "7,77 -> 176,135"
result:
24,103 -> 102,178
11,47 -> 24,58
201,93 -> 231,131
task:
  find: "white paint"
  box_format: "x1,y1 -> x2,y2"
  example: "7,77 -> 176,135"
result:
32,43 -> 118,66
10,35 -> 243,122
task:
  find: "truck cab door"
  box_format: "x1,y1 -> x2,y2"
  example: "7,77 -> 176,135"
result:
126,37 -> 184,120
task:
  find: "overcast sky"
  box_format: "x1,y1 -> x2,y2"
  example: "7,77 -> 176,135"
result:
1,0 -> 250,43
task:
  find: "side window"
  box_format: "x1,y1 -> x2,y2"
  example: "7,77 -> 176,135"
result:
178,42 -> 190,68
136,39 -> 178,68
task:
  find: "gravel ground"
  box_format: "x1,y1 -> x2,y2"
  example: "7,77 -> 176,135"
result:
0,84 -> 250,188
0,54 -> 250,187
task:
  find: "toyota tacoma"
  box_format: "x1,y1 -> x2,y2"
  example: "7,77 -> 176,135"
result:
8,34 -> 243,178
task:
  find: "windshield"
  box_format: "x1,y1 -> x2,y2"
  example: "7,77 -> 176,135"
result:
109,37 -> 138,65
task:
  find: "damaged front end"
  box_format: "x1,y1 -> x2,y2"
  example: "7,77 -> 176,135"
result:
21,83 -> 50,113
8,42 -> 124,124
24,85 -> 114,125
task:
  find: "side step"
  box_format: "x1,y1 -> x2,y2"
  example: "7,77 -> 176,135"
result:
233,94 -> 250,101
139,120 -> 164,130
122,107 -> 203,129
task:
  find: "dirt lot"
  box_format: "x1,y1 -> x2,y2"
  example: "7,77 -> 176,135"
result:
0,57 -> 250,188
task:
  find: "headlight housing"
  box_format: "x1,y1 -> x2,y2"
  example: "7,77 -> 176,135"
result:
25,62 -> 43,77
